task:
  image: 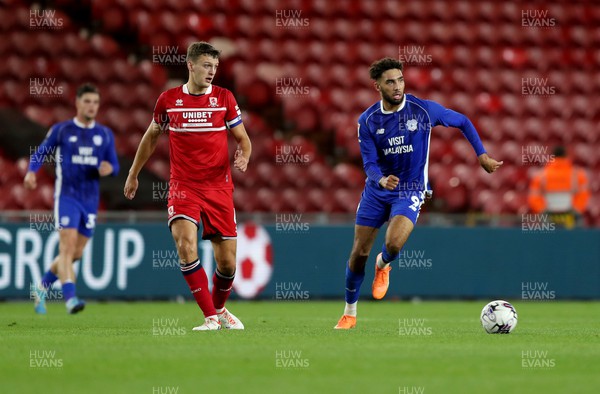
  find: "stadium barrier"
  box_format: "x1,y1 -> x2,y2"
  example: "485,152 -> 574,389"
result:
0,222 -> 598,300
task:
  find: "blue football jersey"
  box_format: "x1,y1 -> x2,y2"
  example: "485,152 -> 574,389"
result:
28,118 -> 120,208
358,93 -> 486,192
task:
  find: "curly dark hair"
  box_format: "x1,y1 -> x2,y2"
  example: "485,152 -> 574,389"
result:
369,57 -> 404,80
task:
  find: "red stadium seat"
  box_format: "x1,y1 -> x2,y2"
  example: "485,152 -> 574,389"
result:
255,188 -> 284,212
4,79 -> 31,107
231,164 -> 259,189
24,105 -> 54,127
147,158 -> 170,181
58,58 -> 87,83
6,56 -> 33,81
281,188 -> 310,213
281,164 -> 311,189
233,188 -> 255,212
334,188 -> 361,213
333,163 -> 366,189
256,162 -> 286,189
307,161 -> 337,189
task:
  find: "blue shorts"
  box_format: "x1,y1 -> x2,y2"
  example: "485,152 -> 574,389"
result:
54,196 -> 97,238
355,184 -> 427,228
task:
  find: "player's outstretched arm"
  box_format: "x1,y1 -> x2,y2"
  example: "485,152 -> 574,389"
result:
230,124 -> 252,172
124,121 -> 162,199
478,153 -> 503,173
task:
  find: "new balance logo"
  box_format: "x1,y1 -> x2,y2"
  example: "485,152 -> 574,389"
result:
376,128 -> 385,134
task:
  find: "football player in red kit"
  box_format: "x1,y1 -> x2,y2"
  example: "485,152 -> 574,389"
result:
124,42 -> 251,330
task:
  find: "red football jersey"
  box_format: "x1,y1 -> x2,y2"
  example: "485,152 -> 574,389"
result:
153,84 -> 243,189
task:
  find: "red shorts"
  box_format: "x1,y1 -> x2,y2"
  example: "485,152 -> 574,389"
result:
167,183 -> 237,240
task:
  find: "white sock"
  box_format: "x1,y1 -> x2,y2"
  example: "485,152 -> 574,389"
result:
377,255 -> 390,269
216,308 -> 225,314
344,302 -> 357,317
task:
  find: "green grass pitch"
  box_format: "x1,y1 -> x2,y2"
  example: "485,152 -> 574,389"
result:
1,300 -> 599,394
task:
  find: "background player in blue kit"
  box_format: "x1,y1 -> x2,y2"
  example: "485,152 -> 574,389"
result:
24,83 -> 119,314
335,58 -> 503,329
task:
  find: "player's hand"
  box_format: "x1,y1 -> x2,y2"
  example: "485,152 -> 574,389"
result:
478,153 -> 503,173
234,149 -> 248,172
379,175 -> 399,190
124,173 -> 139,200
99,161 -> 113,177
24,171 -> 37,190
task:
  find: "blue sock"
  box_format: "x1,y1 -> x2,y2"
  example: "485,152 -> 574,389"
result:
381,244 -> 400,264
62,282 -> 76,301
345,263 -> 365,304
41,270 -> 58,289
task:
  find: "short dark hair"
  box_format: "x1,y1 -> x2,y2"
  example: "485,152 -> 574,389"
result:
369,57 -> 404,80
553,145 -> 567,158
186,41 -> 220,63
76,83 -> 99,98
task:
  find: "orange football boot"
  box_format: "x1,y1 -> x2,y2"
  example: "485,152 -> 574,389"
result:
334,315 -> 356,329
372,253 -> 391,300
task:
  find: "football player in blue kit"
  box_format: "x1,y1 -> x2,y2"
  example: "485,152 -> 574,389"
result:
335,58 -> 502,329
25,83 -> 119,314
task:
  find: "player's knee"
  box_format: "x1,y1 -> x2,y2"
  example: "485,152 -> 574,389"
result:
175,236 -> 197,261
349,250 -> 368,271
59,244 -> 77,259
215,252 -> 236,273
384,241 -> 402,256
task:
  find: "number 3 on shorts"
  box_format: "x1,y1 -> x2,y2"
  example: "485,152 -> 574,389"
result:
86,214 -> 97,229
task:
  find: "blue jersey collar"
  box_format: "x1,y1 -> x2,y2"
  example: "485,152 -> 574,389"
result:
73,117 -> 95,129
379,94 -> 406,114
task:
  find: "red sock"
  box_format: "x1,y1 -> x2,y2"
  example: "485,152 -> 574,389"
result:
181,260 -> 216,318
212,269 -> 235,311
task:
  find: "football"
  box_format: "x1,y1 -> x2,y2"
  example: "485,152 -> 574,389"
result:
480,300 -> 518,334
